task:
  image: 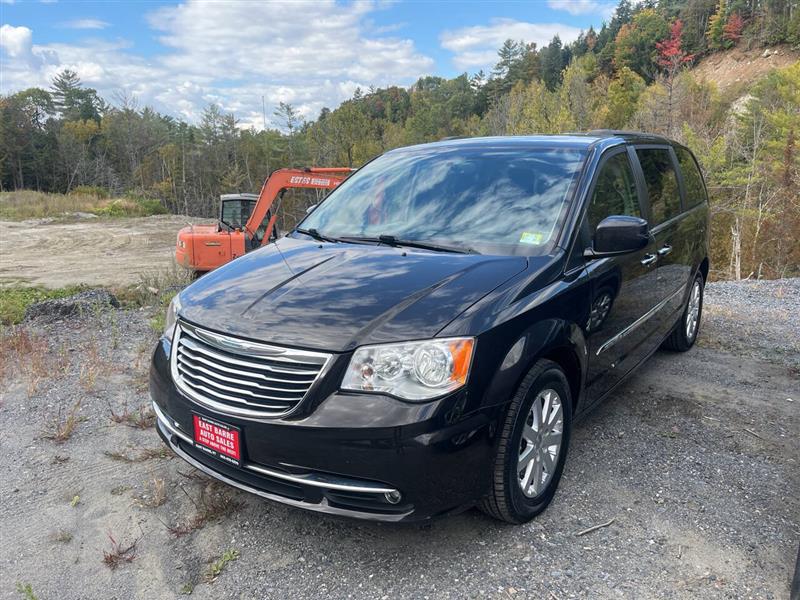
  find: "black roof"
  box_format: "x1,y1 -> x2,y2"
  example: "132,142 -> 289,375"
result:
392,131 -> 677,154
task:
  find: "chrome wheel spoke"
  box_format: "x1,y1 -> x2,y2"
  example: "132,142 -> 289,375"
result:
542,430 -> 562,447
541,448 -> 556,473
523,424 -> 537,444
520,454 -> 536,490
517,388 -> 565,498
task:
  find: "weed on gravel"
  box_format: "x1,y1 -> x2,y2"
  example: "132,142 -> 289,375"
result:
101,532 -> 139,570
204,549 -> 240,583
109,401 -> 155,429
104,446 -> 171,463
167,482 -> 244,537
15,583 -> 37,600
134,478 -> 167,508
42,400 -> 82,443
51,530 -> 73,544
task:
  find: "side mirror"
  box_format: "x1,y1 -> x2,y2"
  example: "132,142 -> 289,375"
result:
305,204 -> 318,214
585,216 -> 650,259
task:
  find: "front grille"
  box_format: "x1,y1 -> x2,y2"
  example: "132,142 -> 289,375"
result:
171,321 -> 331,418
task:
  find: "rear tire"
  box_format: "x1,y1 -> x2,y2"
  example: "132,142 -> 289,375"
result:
479,360 -> 573,524
662,273 -> 704,352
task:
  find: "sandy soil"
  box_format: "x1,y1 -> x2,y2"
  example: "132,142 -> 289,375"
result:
0,216 -> 210,289
0,282 -> 797,599
692,45 -> 800,94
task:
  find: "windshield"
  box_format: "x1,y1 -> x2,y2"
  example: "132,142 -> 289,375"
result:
299,147 -> 586,255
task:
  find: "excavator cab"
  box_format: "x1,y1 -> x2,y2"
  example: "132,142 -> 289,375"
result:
176,167 -> 353,274
219,193 -> 257,232
219,193 -> 275,249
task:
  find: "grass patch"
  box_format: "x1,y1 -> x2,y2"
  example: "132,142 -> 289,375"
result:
0,190 -> 167,220
0,285 -> 87,325
204,549 -> 240,583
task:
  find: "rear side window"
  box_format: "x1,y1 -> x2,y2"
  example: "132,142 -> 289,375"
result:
636,148 -> 681,225
675,147 -> 706,208
587,151 -> 640,231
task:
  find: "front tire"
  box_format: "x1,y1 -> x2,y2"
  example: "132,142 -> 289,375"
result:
479,360 -> 573,524
662,273 -> 704,352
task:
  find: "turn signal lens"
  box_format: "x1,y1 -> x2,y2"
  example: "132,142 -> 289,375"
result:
342,338 -> 475,401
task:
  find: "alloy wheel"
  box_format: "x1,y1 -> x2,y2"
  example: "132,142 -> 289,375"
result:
518,389 -> 564,498
685,280 -> 701,340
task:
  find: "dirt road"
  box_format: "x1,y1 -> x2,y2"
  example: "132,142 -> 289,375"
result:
0,216 -> 206,288
0,280 -> 797,599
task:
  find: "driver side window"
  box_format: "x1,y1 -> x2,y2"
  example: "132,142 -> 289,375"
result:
587,151 -> 640,232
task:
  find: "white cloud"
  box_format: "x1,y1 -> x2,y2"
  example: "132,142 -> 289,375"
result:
440,18 -> 584,71
0,24 -> 32,57
547,0 -> 615,18
0,1 -> 434,129
62,19 -> 110,30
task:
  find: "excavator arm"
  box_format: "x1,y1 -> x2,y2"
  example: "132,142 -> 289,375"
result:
243,167 -> 352,247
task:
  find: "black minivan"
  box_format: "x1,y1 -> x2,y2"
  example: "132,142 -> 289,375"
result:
150,132 -> 709,523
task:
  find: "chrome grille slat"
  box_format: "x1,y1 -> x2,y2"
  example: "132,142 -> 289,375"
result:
177,355 -> 310,393
176,350 -> 316,385
179,336 -> 321,376
178,363 -> 306,399
172,321 -> 332,419
180,379 -> 292,410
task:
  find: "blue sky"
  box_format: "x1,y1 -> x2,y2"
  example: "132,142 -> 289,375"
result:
1,1 -> 615,128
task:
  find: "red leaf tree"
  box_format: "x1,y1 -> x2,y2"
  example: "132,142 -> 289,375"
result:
656,19 -> 694,77
723,13 -> 744,47
655,19 -> 694,136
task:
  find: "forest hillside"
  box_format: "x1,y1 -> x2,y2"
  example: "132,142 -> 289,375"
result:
1,0 -> 798,280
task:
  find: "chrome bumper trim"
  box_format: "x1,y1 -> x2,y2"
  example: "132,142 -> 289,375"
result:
152,401 -> 401,496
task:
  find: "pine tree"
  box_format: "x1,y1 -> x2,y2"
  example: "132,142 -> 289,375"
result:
707,0 -> 728,50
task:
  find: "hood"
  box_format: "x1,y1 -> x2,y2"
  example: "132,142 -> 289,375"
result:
178,236 -> 529,352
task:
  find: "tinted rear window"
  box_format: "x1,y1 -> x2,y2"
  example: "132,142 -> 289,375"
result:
675,147 -> 706,208
636,148 -> 681,225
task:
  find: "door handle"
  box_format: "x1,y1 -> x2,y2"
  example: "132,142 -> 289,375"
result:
657,244 -> 672,256
640,254 -> 657,267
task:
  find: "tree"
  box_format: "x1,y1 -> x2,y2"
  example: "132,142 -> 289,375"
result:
540,36 -> 566,91
50,69 -> 104,122
706,0 -> 727,50
614,9 -> 671,82
722,12 -> 744,46
656,19 -> 695,134
604,67 -> 647,128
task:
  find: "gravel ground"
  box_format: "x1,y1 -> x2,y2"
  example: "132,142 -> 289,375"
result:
0,280 -> 797,599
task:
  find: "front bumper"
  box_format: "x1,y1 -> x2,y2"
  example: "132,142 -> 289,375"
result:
150,337 -> 500,522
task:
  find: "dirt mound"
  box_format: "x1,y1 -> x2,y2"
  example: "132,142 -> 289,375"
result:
691,44 -> 799,94
23,289 -> 119,322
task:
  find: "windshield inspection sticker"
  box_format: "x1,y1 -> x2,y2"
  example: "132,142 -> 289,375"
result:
519,231 -> 544,245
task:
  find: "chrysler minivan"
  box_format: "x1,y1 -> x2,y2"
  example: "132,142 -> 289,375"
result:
150,132 -> 709,523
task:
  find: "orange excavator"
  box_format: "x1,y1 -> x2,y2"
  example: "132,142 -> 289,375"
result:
175,167 -> 352,273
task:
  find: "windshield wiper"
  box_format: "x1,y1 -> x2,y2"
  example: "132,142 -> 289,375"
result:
295,228 -> 340,243
340,234 -> 480,255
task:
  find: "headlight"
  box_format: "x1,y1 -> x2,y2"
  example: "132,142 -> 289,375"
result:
163,295 -> 182,341
341,338 -> 475,401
